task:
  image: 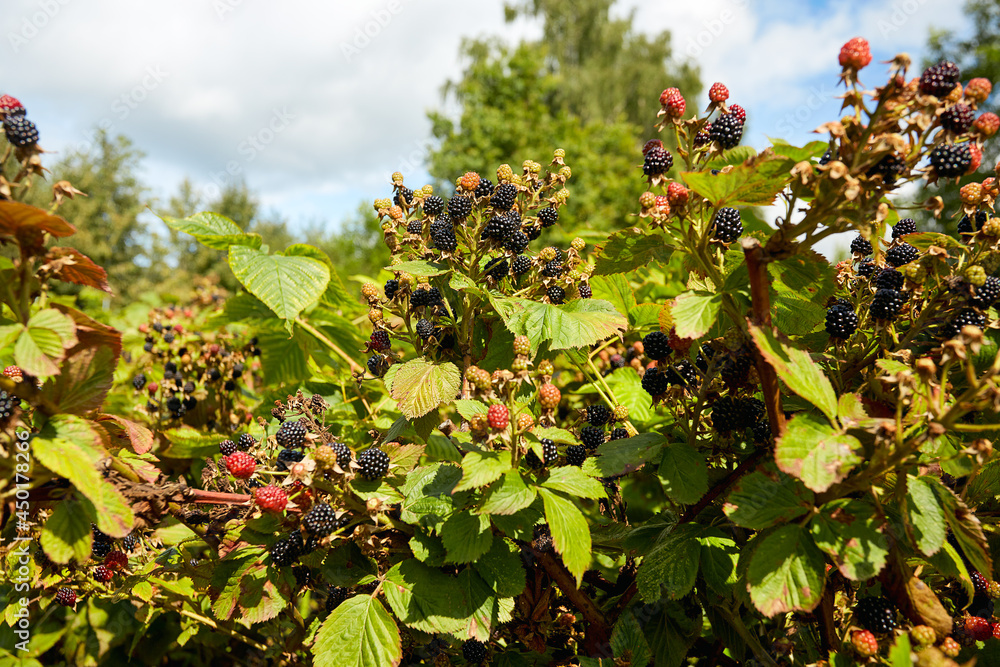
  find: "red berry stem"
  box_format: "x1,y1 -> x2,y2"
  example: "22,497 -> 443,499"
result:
741,238 -> 786,438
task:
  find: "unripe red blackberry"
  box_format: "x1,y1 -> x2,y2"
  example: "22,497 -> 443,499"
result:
565,444 -> 587,466
642,331 -> 671,361
487,404 -> 509,430
662,91 -> 686,118
93,565 -> 113,582
838,37 -> 872,70
851,630 -> 878,657
728,104 -> 747,124
975,112 -> 1000,137
709,113 -> 743,149
358,448 -> 390,480
579,426 -> 605,451
276,421 -> 307,448
708,82 -> 729,102
254,485 -> 288,513
224,452 -> 256,478
884,243 -> 918,267
55,587 -> 77,607
539,383 -> 561,408
941,103 -> 974,134
929,143 -> 972,178
713,207 -> 743,243
642,147 -> 673,176
919,61 -> 960,98
0,94 -> 25,116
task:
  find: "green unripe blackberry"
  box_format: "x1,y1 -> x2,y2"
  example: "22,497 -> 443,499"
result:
547,286 -> 565,304
964,265 -> 987,286
885,243 -> 919,267
892,218 -> 917,238
358,448 -> 390,480
643,331 -> 671,360
854,596 -> 897,634
565,444 -> 587,466
491,183 -> 517,210
579,426 -> 605,451
538,207 -> 558,227
713,207 -> 743,243
276,421 -> 307,448
850,235 -> 873,255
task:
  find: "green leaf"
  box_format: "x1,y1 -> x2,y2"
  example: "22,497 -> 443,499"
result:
388,357 -> 461,419
905,476 -> 946,557
541,466 -> 606,499
698,531 -> 740,594
775,413 -> 862,493
810,499 -> 888,580
313,595 -> 401,667
538,488 -> 591,584
476,537 -> 526,598
383,260 -> 450,276
160,425 -> 220,458
455,449 -> 511,492
646,602 -> 704,667
772,291 -> 826,336
587,432 -> 665,477
498,297 -> 627,350
400,464 -> 463,531
681,160 -> 790,208
14,309 -> 78,378
258,328 -> 312,386
383,560 -> 468,634
456,568 -> 513,641
671,291 -> 722,339
888,633 -> 912,667
227,245 -> 330,326
592,228 -> 672,275
748,525 -> 826,616
723,471 -> 813,530
410,532 -> 446,566
590,274 -> 637,323
610,611 -> 652,667
931,481 -> 993,577
902,232 -> 965,253
530,427 -> 578,445
454,399 -> 488,420
441,511 -> 494,564
160,211 -> 262,250
636,524 -> 701,603
603,368 -> 653,423
40,497 -> 92,564
479,472 -> 537,515
768,138 -> 828,162
749,324 -> 838,422
658,442 -> 708,505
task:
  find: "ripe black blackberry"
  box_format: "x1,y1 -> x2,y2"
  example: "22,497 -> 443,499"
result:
857,258 -> 878,278
481,215 -> 507,241
276,447 -> 305,470
538,207 -> 558,227
183,381 -> 195,394
0,390 -> 19,424
547,286 -> 565,304
532,524 -> 554,552
423,195 -> 445,216
720,354 -> 752,389
850,236 -> 873,256
219,439 -> 237,456
973,276 -> 1000,307
491,183 -> 518,210
642,147 -> 673,176
484,256 -> 509,280
416,318 -> 435,341
447,195 -> 472,219
929,143 -> 971,178
326,586 -> 348,613
919,61 -> 960,98
303,503 -> 341,536
541,438 -> 558,463
641,366 -> 671,397
511,255 -> 531,275
885,243 -> 918,267
331,441 -> 352,469
367,354 -> 388,377
270,534 -> 302,567
163,331 -> 176,344
867,153 -> 906,185
293,565 -> 313,588
941,103 -> 974,134
958,211 -> 988,235
541,260 -> 564,277
565,444 -> 587,466
752,418 -> 770,443
358,448 -> 390,480
406,219 -> 422,235
709,113 -> 743,149
410,288 -> 430,307
943,308 -> 985,338
579,426 -> 605,451
370,329 -> 391,352
3,115 -> 39,146
711,396 -> 742,432
430,220 -> 457,251
586,404 -> 611,426
674,359 -> 700,387
713,207 -> 742,243
609,354 -> 625,370
394,188 -> 414,208
578,283 -> 592,299
132,374 -> 146,390
825,303 -> 859,339
474,178 -> 494,198
854,597 -> 897,634
91,539 -> 113,560
870,288 -> 906,321
504,230 -> 529,254
643,331 -> 671,361
276,421 -> 307,448
875,268 -> 904,290
524,224 -> 541,240
610,427 -> 629,440
122,533 -> 138,552
819,147 -> 835,165
971,571 -> 989,595
970,594 -> 995,619
55,588 -> 76,607
463,639 -> 488,664
892,218 -> 917,238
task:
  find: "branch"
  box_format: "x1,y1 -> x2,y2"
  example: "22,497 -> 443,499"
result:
679,447 -> 767,524
532,549 -> 610,656
741,238 -> 786,438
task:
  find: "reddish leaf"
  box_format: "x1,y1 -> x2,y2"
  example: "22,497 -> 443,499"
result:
45,247 -> 112,293
96,414 -> 154,455
0,201 -> 76,255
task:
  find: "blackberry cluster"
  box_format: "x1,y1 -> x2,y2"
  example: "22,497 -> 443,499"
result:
331,441 -> 352,468
474,178 -> 494,198
943,308 -> 985,338
447,196 -> 472,219
586,404 -> 611,426
423,195 -> 445,216
238,433 -> 257,450
711,396 -> 762,432
276,421 -> 307,448
869,289 -> 906,321
358,448 -> 390,480
640,366 -> 671,397
713,207 -> 743,243
303,503 -> 341,536
709,113 -> 744,149
370,330 -> 391,352
850,236 -> 873,256
540,438 -> 558,463
867,153 -> 906,185
547,286 -> 565,304
276,448 -> 305,471
892,218 -> 917,238
854,597 -> 897,634
825,302 -> 859,339
485,257 -> 509,280
538,207 -> 558,227
270,533 -> 302,567
504,230 -> 529,254
3,115 -> 39,146
643,331 -> 671,361
565,444 -> 587,466
511,255 -> 531,275
874,268 -> 904,290
941,103 -> 974,134
463,639 -> 488,664
610,427 -> 629,440
958,211 -> 988,235
578,283 -> 592,299
885,243 -> 918,267
579,426 -> 605,451
541,260 -> 564,277
973,276 -> 1000,307
430,220 -> 457,251
642,147 -> 673,176
416,318 -> 435,341
929,143 -> 971,178
491,183 -> 518,210
919,61 -> 960,98
219,439 -> 237,456
326,586 -> 348,613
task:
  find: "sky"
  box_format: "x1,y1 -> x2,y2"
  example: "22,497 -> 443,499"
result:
3,0 -> 973,257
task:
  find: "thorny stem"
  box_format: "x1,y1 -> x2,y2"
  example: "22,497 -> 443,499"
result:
741,238 -> 786,437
